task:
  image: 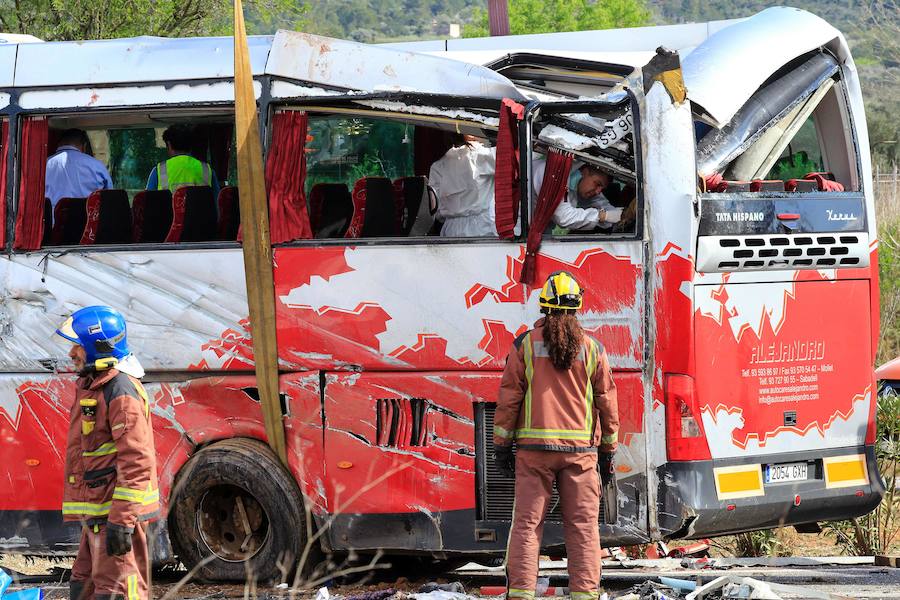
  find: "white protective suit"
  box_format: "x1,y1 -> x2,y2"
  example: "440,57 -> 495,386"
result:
531,159 -> 622,231
429,142 -> 497,237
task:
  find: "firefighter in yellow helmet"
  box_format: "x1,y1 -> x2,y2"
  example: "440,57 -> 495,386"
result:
494,271 -> 619,600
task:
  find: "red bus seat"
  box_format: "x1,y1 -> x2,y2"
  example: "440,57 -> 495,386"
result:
750,180 -> 785,192
80,189 -> 131,245
310,183 -> 352,238
217,186 -> 240,240
50,197 -> 87,246
392,176 -> 435,236
347,177 -> 394,238
166,186 -> 216,243
132,190 -> 174,243
786,172 -> 845,192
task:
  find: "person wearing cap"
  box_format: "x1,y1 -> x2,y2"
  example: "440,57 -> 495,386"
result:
493,271 -> 619,600
56,306 -> 158,600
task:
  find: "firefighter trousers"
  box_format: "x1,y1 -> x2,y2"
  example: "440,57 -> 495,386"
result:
506,449 -> 601,600
70,522 -> 150,600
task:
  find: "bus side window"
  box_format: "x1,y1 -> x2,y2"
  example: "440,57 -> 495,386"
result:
304,115 -> 495,240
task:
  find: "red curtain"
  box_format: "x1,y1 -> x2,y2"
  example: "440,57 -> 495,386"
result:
14,117 -> 48,251
520,149 -> 573,285
413,127 -> 456,178
0,120 -> 8,249
494,98 -> 525,239
265,110 -> 312,243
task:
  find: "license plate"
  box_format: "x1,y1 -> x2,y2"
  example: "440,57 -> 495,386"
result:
764,462 -> 808,483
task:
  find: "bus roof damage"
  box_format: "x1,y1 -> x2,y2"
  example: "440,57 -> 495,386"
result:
0,7 -> 860,179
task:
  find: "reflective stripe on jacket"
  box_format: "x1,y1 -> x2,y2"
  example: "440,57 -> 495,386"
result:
156,154 -> 212,192
63,369 -> 159,531
493,319 -> 619,452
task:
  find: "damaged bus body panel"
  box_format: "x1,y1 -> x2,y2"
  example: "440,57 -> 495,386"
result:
0,7 -> 881,579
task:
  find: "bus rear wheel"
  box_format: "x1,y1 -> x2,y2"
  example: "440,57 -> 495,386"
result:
169,438 -> 314,582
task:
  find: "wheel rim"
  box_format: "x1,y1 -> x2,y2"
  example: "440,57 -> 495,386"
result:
197,484 -> 270,562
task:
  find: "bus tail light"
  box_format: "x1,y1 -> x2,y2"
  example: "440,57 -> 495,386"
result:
665,374 -> 712,461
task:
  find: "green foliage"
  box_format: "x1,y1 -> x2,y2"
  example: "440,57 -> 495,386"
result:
463,0 -> 651,37
822,385 -> 900,555
0,0 -> 306,40
715,529 -> 790,557
303,0 -> 479,42
880,221 -> 900,367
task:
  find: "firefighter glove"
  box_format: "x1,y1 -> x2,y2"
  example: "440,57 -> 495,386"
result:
494,444 -> 515,478
597,451 -> 615,487
106,523 -> 133,556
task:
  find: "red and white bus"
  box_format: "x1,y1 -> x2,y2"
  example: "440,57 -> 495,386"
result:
0,7 -> 883,581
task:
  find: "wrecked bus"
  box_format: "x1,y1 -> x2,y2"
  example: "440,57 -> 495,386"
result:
0,7 -> 883,581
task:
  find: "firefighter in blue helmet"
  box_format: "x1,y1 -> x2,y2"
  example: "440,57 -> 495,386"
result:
56,306 -> 159,600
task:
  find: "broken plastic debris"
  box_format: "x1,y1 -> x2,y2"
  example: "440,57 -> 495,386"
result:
3,591 -> 43,600
0,569 -> 43,600
686,577 -> 779,600
315,587 -> 330,600
0,570 -> 10,596
680,557 -> 724,570
420,583 -> 465,594
410,591 -> 473,600
275,583 -> 289,590
658,578 -> 697,592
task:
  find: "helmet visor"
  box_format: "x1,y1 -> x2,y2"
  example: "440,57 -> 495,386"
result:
55,316 -> 80,345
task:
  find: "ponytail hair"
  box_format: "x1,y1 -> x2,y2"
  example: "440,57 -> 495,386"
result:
543,310 -> 584,370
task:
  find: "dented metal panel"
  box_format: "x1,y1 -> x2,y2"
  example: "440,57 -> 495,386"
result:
273,243 -> 643,372
682,7 -> 845,128
265,31 -> 526,100
13,35 -> 273,88
0,249 -> 249,373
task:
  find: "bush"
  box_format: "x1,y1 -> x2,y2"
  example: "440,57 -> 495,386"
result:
822,385 -> 900,555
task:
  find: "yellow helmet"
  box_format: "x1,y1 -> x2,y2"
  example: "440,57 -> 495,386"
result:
539,271 -> 583,311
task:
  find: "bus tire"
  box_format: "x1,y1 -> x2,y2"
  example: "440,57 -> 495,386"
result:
168,437 -> 314,583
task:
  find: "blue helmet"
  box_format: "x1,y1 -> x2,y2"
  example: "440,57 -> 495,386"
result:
56,306 -> 130,370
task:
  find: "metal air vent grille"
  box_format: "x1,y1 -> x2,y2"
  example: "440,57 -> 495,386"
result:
478,404 -> 607,523
696,233 -> 869,273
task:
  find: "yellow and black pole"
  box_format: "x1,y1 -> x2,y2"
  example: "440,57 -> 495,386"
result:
233,0 -> 288,465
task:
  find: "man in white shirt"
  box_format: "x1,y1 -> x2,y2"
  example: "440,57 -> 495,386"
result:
428,135 -> 497,237
45,129 -> 113,222
531,158 -> 622,232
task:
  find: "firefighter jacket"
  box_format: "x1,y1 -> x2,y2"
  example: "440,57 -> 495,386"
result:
494,319 -> 619,452
63,368 -> 159,532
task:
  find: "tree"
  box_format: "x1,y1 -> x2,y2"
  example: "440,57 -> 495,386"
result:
0,0 -> 307,41
463,0 -> 651,37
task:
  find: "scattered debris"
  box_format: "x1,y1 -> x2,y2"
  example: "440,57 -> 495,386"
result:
687,575 -> 855,600
344,589 -> 399,600
679,558 -> 724,570
316,587 -> 331,600
658,578 -> 697,592
419,583 -> 465,594
0,569 -> 43,600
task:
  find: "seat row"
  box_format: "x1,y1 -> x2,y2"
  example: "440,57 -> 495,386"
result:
706,172 -> 846,193
45,186 -> 240,246
310,176 -> 436,239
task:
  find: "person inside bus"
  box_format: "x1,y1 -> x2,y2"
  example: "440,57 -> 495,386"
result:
428,133 -> 497,237
531,158 -> 623,233
45,128 -> 113,222
146,124 -> 220,198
